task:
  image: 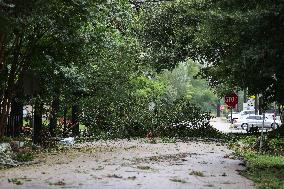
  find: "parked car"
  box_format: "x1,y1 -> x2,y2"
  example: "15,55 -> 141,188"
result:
264,109 -> 279,120
233,115 -> 281,131
227,110 -> 255,122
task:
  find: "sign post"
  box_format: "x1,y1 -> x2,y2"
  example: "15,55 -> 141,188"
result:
224,93 -> 238,124
260,113 -> 265,151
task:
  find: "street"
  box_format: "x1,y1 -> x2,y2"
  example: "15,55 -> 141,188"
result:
0,139 -> 255,189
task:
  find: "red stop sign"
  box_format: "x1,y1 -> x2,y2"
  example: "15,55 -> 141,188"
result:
224,93 -> 238,107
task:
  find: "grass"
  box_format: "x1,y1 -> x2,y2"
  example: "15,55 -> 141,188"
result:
239,152 -> 284,189
243,153 -> 284,168
232,136 -> 284,189
241,168 -> 284,189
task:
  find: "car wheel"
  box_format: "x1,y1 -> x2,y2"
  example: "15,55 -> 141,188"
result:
241,123 -> 249,131
271,123 -> 279,130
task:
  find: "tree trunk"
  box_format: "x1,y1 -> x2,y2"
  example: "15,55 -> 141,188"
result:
49,95 -> 60,137
72,105 -> 79,136
0,34 -> 22,137
0,32 -> 5,72
33,100 -> 43,144
0,32 -> 8,137
0,94 -> 12,137
8,77 -> 24,137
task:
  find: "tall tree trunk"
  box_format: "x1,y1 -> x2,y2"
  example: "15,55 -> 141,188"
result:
0,98 -> 10,137
49,95 -> 60,137
0,32 -> 5,72
8,77 -> 23,137
72,105 -> 79,136
0,32 -> 8,137
0,90 -> 13,137
0,34 -> 22,137
33,100 -> 43,144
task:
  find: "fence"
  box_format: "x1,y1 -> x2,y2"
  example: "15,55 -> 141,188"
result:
5,115 -> 22,137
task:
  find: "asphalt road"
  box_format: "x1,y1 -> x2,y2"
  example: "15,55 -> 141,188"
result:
211,117 -> 248,134
0,139 -> 255,189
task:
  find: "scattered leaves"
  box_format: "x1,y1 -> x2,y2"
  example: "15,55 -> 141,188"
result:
189,170 -> 205,177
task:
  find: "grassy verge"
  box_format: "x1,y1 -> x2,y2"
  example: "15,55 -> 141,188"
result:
240,153 -> 284,189
231,136 -> 284,189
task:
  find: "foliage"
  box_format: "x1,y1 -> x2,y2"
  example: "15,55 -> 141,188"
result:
139,0 -> 284,109
138,0 -> 205,72
13,151 -> 34,162
159,60 -> 217,112
234,135 -> 284,155
0,136 -> 12,143
1,0 -> 219,140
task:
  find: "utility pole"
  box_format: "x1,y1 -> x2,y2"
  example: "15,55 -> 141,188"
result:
244,88 -> 247,103
255,94 -> 258,115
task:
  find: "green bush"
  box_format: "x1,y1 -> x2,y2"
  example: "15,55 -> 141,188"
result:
267,138 -> 284,155
0,136 -> 12,143
13,152 -> 34,162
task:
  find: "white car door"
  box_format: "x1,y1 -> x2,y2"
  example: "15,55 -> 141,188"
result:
247,116 -> 257,127
255,116 -> 264,127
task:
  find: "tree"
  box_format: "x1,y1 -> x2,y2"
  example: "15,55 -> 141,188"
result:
159,60 -> 217,112
139,0 -> 284,110
0,0 -> 93,137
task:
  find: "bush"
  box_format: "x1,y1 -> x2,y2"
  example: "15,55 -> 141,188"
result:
13,151 -> 34,162
0,136 -> 12,143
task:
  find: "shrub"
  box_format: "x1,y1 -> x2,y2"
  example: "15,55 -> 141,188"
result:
13,151 -> 34,162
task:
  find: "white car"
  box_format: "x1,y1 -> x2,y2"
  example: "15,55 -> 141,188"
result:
227,110 -> 255,122
234,115 -> 281,131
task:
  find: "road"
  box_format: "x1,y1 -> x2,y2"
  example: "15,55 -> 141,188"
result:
0,139 -> 255,189
211,117 -> 248,134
